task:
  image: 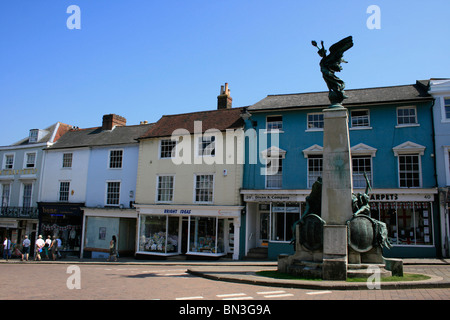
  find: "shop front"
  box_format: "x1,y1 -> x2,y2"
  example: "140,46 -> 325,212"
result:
135,204 -> 242,260
37,202 -> 84,257
242,189 -> 439,260
81,207 -> 137,259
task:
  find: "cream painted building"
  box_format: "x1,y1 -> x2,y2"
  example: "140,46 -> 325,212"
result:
135,89 -> 245,259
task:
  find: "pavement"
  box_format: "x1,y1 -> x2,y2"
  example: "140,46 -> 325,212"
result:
1,256 -> 450,290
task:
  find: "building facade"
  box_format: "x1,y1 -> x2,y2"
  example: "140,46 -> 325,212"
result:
0,122 -> 71,252
39,114 -> 152,258
429,78 -> 450,257
241,81 -> 439,259
135,86 -> 245,259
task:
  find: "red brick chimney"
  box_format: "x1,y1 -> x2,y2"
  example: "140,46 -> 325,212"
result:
217,83 -> 232,109
102,114 -> 127,130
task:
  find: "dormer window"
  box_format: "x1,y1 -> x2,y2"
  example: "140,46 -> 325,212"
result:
29,129 -> 39,143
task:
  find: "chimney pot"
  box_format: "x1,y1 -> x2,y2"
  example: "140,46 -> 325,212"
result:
217,83 -> 232,110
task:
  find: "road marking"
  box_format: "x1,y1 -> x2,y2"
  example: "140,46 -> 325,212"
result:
222,296 -> 254,300
306,290 -> 332,295
217,293 -> 247,298
176,296 -> 204,300
257,290 -> 286,295
217,293 -> 254,300
264,293 -> 294,298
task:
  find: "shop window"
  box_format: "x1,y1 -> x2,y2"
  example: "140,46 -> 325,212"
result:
370,202 -> 433,246
109,149 -> 123,169
139,215 -> 179,254
189,216 -> 224,255
270,203 -> 300,242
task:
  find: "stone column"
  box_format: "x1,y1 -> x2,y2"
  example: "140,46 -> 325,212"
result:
321,106 -> 353,280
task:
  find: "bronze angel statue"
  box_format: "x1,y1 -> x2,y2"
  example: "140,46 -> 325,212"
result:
312,36 -> 353,106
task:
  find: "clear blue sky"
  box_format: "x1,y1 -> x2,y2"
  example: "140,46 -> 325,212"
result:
0,0 -> 449,146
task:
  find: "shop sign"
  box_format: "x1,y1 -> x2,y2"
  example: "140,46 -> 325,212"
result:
243,194 -> 305,202
0,220 -> 18,228
369,193 -> 434,202
0,168 -> 37,176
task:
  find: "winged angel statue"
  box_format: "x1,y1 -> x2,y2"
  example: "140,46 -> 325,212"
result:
312,36 -> 353,106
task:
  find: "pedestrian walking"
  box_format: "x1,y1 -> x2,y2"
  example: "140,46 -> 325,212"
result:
35,235 -> 45,261
44,235 -> 52,259
50,236 -> 57,261
21,235 -> 31,261
3,237 -> 11,260
56,236 -> 62,258
108,235 -> 118,262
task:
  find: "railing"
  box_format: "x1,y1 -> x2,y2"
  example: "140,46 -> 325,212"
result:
0,207 -> 39,219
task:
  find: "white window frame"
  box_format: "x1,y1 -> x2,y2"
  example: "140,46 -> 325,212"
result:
105,180 -> 121,206
393,141 -> 425,188
266,115 -> 283,133
3,154 -> 15,170
1,183 -> 10,207
159,139 -> 177,159
306,113 -> 324,131
193,174 -> 214,203
24,152 -> 36,169
62,153 -> 73,168
396,106 -> 419,127
350,109 -> 371,129
156,175 -> 175,203
21,182 -> 33,208
441,97 -> 450,123
197,136 -> 216,157
108,149 -> 123,169
58,181 -> 70,202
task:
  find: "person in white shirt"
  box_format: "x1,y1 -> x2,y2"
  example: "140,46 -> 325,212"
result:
21,235 -> 31,261
3,237 -> 11,260
35,235 -> 45,261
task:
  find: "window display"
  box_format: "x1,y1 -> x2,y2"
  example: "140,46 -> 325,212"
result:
189,216 -> 224,255
139,215 -> 179,254
370,201 -> 433,246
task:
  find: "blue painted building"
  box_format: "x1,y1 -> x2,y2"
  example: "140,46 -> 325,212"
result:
241,81 -> 440,259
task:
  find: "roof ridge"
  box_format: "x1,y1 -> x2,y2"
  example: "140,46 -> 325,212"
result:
266,83 -> 419,97
160,106 -> 245,118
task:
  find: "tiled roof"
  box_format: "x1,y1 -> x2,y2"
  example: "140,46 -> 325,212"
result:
47,123 -> 154,150
139,107 -> 245,139
249,81 -> 432,111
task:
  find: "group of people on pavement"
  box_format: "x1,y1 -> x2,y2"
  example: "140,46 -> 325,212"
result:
3,234 -> 118,262
2,234 -> 62,261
